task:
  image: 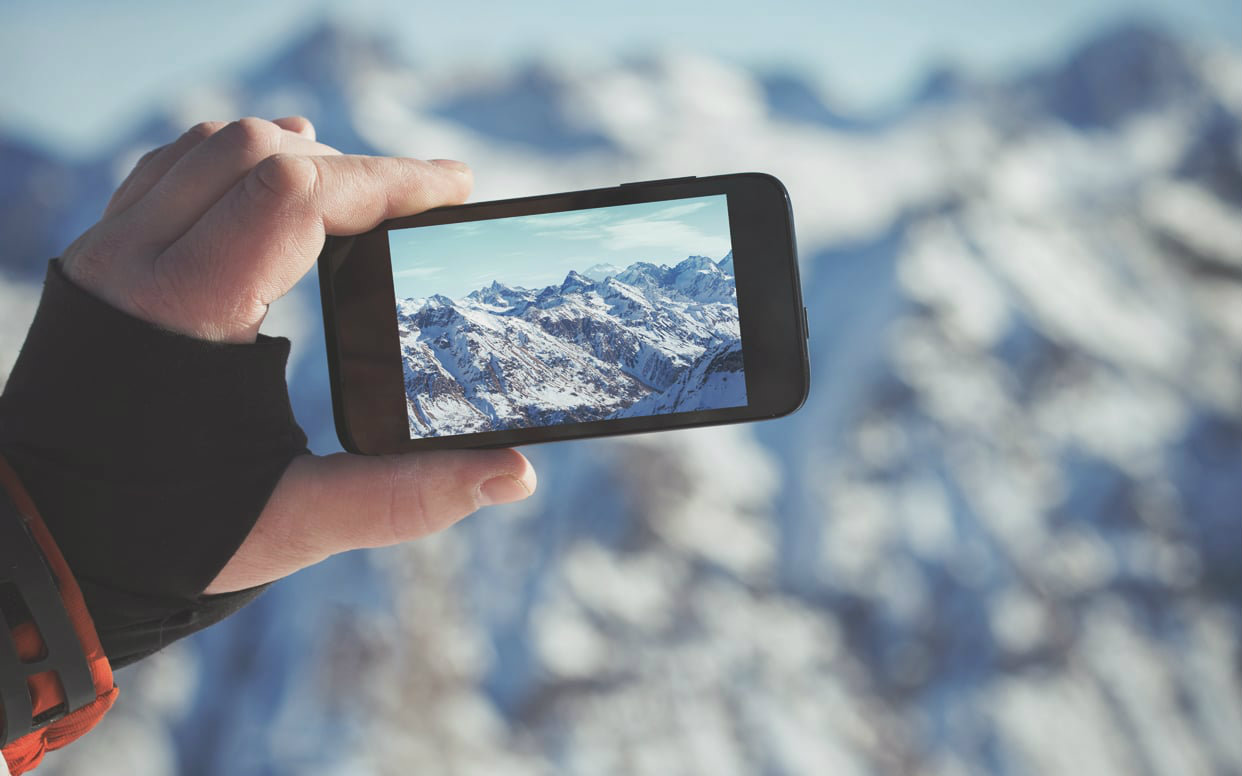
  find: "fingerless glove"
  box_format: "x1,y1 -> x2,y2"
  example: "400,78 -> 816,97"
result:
0,260 -> 309,667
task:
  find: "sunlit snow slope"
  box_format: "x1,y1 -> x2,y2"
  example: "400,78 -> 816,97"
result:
2,18 -> 1239,776
397,254 -> 744,436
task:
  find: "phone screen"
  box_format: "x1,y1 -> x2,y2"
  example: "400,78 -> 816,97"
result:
387,194 -> 747,439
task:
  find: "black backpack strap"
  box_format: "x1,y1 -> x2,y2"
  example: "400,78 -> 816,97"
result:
0,487 -> 95,746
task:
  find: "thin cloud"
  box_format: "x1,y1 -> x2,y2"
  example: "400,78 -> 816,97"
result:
441,221 -> 485,235
532,228 -> 601,240
516,211 -> 604,229
603,219 -> 731,260
394,266 -> 445,278
647,200 -> 711,220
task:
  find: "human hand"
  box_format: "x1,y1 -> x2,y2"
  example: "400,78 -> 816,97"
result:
60,117 -> 536,594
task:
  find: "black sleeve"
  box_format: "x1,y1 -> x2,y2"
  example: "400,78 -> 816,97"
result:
0,260 -> 309,668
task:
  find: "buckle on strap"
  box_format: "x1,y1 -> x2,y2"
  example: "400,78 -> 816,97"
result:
0,486 -> 96,747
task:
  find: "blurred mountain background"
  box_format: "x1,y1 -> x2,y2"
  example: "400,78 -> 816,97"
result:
1,3 -> 1240,774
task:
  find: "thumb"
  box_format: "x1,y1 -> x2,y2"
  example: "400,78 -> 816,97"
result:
203,448 -> 536,594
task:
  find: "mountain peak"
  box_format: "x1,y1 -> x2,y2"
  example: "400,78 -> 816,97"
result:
1020,20 -> 1196,129
248,20 -> 408,87
561,270 -> 595,292
910,64 -> 979,106
467,281 -> 508,301
426,62 -> 614,153
759,71 -> 876,131
674,255 -> 722,274
616,261 -> 668,287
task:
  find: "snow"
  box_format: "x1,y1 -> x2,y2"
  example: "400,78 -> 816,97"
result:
397,256 -> 744,437
0,276 -> 39,390
1141,179 -> 1242,268
11,19 -> 1242,776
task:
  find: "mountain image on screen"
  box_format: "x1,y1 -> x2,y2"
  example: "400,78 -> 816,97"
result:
397,252 -> 745,437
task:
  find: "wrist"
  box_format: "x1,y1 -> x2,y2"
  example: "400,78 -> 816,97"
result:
0,260 -> 308,666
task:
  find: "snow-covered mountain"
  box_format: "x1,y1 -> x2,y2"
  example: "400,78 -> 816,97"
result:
582,262 -> 623,281
2,18 -> 1240,776
398,254 -> 744,436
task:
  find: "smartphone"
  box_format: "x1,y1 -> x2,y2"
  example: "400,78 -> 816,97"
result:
318,173 -> 809,454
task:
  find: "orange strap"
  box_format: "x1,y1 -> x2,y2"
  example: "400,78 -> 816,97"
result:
0,457 -> 117,775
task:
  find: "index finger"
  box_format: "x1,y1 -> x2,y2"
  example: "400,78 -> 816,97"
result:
160,154 -> 472,315
256,153 -> 473,235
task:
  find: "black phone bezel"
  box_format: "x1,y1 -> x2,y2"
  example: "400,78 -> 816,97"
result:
319,172 -> 809,454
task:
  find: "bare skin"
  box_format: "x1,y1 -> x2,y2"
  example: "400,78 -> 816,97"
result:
58,116 -> 537,594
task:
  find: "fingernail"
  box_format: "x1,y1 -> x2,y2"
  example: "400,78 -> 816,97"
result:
477,474 -> 532,507
429,158 -> 470,174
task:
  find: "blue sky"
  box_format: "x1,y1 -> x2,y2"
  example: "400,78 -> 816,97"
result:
0,0 -> 1237,157
390,195 -> 730,300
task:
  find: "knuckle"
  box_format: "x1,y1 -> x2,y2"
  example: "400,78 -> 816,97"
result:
184,120 -> 226,142
248,153 -> 319,204
133,146 -> 162,168
221,116 -> 283,159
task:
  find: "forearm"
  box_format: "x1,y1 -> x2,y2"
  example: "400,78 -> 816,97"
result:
0,260 -> 309,667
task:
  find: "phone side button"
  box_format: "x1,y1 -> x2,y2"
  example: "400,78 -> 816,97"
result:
620,176 -> 697,187
803,306 -> 810,339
